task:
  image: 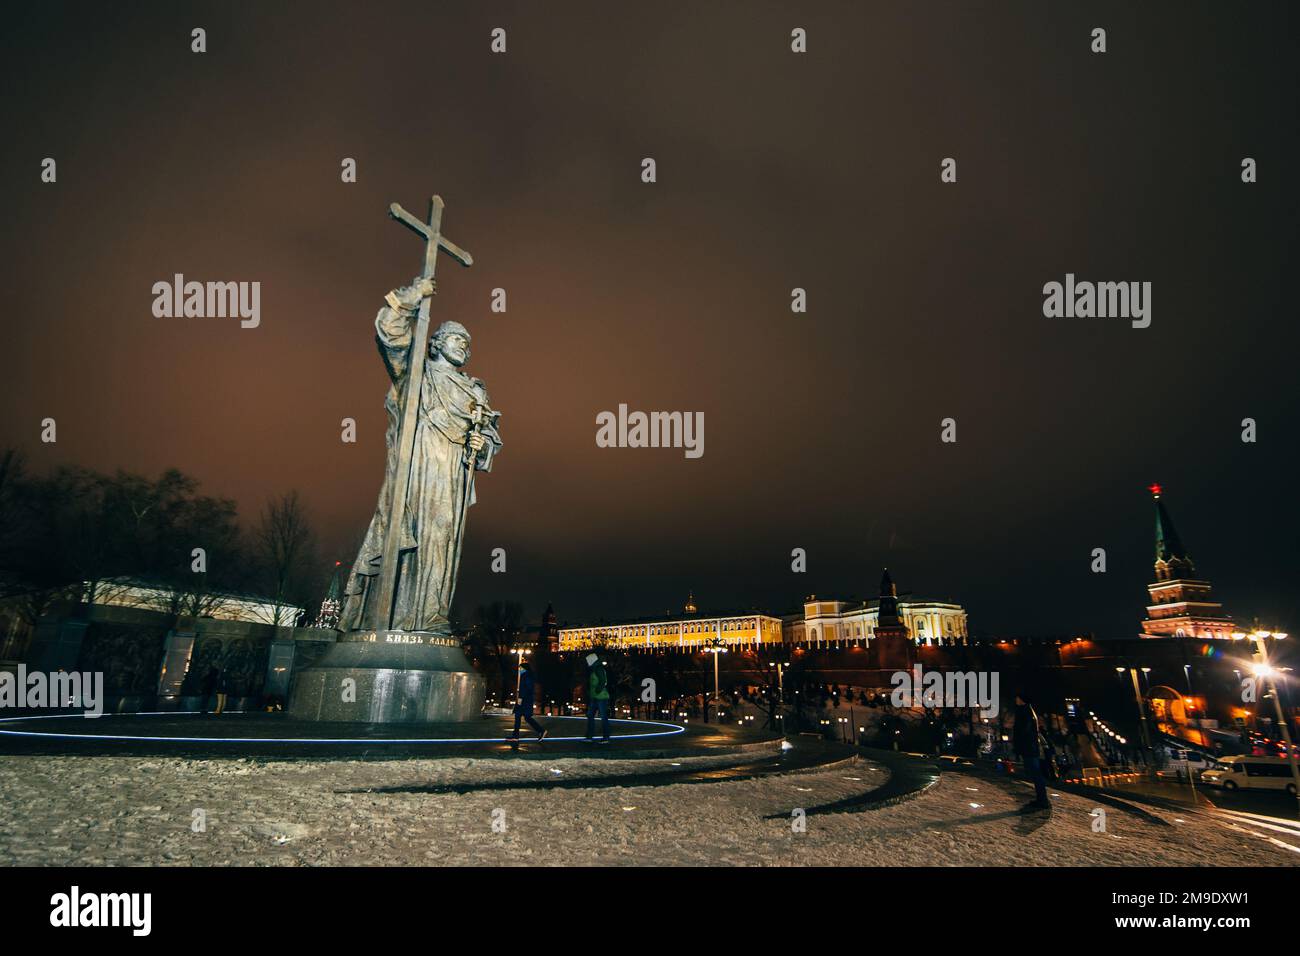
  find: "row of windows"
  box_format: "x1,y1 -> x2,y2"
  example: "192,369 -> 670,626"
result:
560,618 -> 770,641
558,614 -> 979,648
1172,627 -> 1232,639
556,633 -> 782,649
804,618 -> 969,640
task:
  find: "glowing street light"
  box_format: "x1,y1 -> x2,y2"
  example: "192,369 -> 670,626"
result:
511,647 -> 531,702
703,638 -> 727,721
1236,629 -> 1300,813
768,660 -> 786,699
1116,665 -> 1154,759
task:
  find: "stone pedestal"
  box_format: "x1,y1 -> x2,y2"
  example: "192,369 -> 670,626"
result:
287,631 -> 484,723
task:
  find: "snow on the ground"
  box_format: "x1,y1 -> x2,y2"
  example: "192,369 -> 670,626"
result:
0,753 -> 1293,866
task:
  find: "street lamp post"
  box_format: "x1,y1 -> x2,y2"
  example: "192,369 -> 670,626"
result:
1240,630 -> 1300,815
511,647 -> 531,703
769,660 -> 785,700
766,660 -> 787,730
703,638 -> 727,723
1117,665 -> 1154,765
1182,662 -> 1199,732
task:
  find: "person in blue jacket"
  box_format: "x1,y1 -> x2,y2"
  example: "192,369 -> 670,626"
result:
511,660 -> 547,743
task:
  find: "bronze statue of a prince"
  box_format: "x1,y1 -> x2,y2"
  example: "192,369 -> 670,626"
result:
289,196 -> 494,723
339,276 -> 502,635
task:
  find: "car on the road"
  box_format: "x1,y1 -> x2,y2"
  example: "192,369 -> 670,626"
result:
1241,731 -> 1297,758
1160,747 -> 1217,777
1200,755 -> 1299,794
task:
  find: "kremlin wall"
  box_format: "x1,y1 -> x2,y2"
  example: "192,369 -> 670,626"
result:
547,489 -> 1295,741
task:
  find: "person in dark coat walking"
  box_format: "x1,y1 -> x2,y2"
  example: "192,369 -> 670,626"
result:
213,668 -> 229,716
199,666 -> 220,716
1013,691 -> 1050,810
510,660 -> 547,743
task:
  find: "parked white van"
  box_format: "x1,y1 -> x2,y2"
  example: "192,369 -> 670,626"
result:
1162,748 -> 1216,776
1201,755 -> 1299,794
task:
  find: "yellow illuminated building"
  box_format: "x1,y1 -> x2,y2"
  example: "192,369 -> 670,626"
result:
559,580 -> 967,653
558,613 -> 784,652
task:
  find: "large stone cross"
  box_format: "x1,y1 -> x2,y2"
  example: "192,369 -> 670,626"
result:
373,196 -> 473,631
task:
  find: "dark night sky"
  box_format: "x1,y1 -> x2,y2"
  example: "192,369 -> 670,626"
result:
2,2 -> 1297,637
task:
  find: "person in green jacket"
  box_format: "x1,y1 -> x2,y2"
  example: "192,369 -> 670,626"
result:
585,653 -> 611,743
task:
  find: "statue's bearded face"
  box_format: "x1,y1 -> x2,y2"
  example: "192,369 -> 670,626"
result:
433,331 -> 470,367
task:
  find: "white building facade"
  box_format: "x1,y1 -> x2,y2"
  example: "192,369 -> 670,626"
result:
790,598 -> 969,648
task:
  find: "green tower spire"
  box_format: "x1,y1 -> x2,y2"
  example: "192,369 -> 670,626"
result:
1149,484 -> 1193,573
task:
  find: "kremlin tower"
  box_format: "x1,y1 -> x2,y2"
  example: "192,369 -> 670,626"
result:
1140,485 -> 1234,639
871,568 -> 914,669
537,602 -> 559,653
313,562 -> 343,630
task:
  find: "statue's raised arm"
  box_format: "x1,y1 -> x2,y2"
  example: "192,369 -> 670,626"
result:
375,277 -> 435,384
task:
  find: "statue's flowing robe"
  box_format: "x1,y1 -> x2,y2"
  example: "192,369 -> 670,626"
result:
339,305 -> 501,633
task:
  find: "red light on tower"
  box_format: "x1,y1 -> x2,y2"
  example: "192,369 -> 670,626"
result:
1147,482 -> 1163,498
